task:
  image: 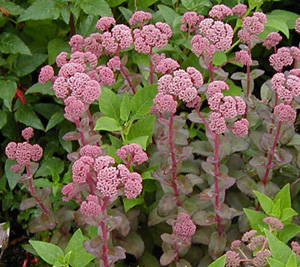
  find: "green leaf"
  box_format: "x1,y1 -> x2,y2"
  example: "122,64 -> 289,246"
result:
48,39 -> 70,65
212,52 -> 227,66
267,258 -> 285,267
46,110 -> 64,132
77,15 -> 99,37
126,136 -> 149,150
35,157 -> 64,177
127,115 -> 156,141
18,0 -> 60,21
208,255 -> 226,267
0,0 -> 24,15
273,184 -> 291,210
123,196 -> 144,212
265,230 -> 296,264
94,117 -> 122,132
26,82 -> 55,96
277,224 -> 300,243
0,110 -> 7,129
5,159 -> 22,190
118,7 -> 132,22
266,16 -> 289,38
29,240 -> 64,265
120,92 -> 131,122
77,0 -> 112,16
0,33 -> 31,55
0,79 -> 17,111
270,10 -> 300,29
243,208 -> 267,232
286,253 -> 298,267
99,87 -> 122,122
65,229 -> 95,267
158,5 -> 180,26
13,54 -> 48,77
60,6 -> 71,24
131,85 -> 157,119
107,0 -> 126,7
139,0 -> 159,8
270,199 -> 281,218
15,105 -> 45,131
281,208 -> 298,223
253,190 -> 274,215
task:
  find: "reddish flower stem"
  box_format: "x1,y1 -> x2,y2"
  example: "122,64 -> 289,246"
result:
116,49 -> 136,94
74,118 -> 87,146
100,196 -> 110,267
26,165 -> 50,216
246,64 -> 251,98
262,121 -> 282,186
87,108 -> 101,147
149,50 -> 154,84
213,134 -> 223,234
168,112 -> 181,206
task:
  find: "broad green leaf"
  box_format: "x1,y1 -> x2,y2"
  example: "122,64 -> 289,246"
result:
273,184 -> 291,210
77,0 -> 112,16
94,117 -> 122,132
35,157 -> 64,177
267,258 -> 285,267
270,10 -> 299,29
0,0 -> 24,15
107,0 -> 126,7
243,208 -> 267,232
270,199 -> 281,218
281,208 -> 297,223
29,240 -> 64,265
15,105 -> 45,131
0,33 -> 31,55
253,190 -> 274,215
126,136 -> 149,150
99,87 -> 122,122
60,6 -> 71,24
18,0 -> 60,21
120,92 -> 131,122
265,230 -> 297,264
131,85 -> 157,119
286,253 -> 298,267
278,224 -> 300,243
212,52 -> 227,66
48,39 -> 70,65
46,110 -> 64,132
5,159 -> 22,190
77,15 -> 99,37
0,80 -> 17,111
266,16 -> 289,38
123,196 -> 144,212
13,54 -> 48,77
118,7 -> 132,22
34,178 -> 53,188
0,110 -> 7,129
158,5 -> 180,27
109,135 -> 123,149
65,229 -> 95,267
208,255 -> 226,267
26,82 -> 55,96
139,0 -> 159,8
127,115 -> 156,141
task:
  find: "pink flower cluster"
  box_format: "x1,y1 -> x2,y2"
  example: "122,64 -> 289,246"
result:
235,50 -> 252,66
206,81 -> 249,136
191,18 -> 233,58
22,127 -> 34,141
209,4 -> 233,20
129,11 -> 152,26
133,22 -> 172,54
269,47 -> 294,71
238,12 -> 267,44
173,213 -> 196,241
38,65 -> 54,84
263,32 -> 282,50
153,93 -> 178,114
96,17 -> 116,31
232,4 -> 247,17
156,67 -> 203,108
6,141 -> 43,169
152,53 -> 179,74
271,73 -> 300,102
65,144 -> 146,202
180,11 -> 204,32
296,18 -> 300,34
116,144 -> 148,165
80,195 -> 101,217
274,103 -> 297,122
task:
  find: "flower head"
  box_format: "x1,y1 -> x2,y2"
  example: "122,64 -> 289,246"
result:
153,93 -> 177,114
39,65 -> 54,84
296,18 -> 300,34
117,144 -> 148,165
209,112 -> 227,134
129,11 -> 152,26
21,127 -> 34,141
80,195 -> 101,217
232,4 -> 247,17
232,118 -> 249,137
124,172 -> 143,199
96,17 -> 116,31
235,50 -> 252,65
274,103 -> 297,122
209,4 -> 233,20
173,213 -> 196,241
269,47 -> 293,71
263,32 -> 282,50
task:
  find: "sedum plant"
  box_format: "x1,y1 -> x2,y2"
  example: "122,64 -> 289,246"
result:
2,1 -> 300,266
